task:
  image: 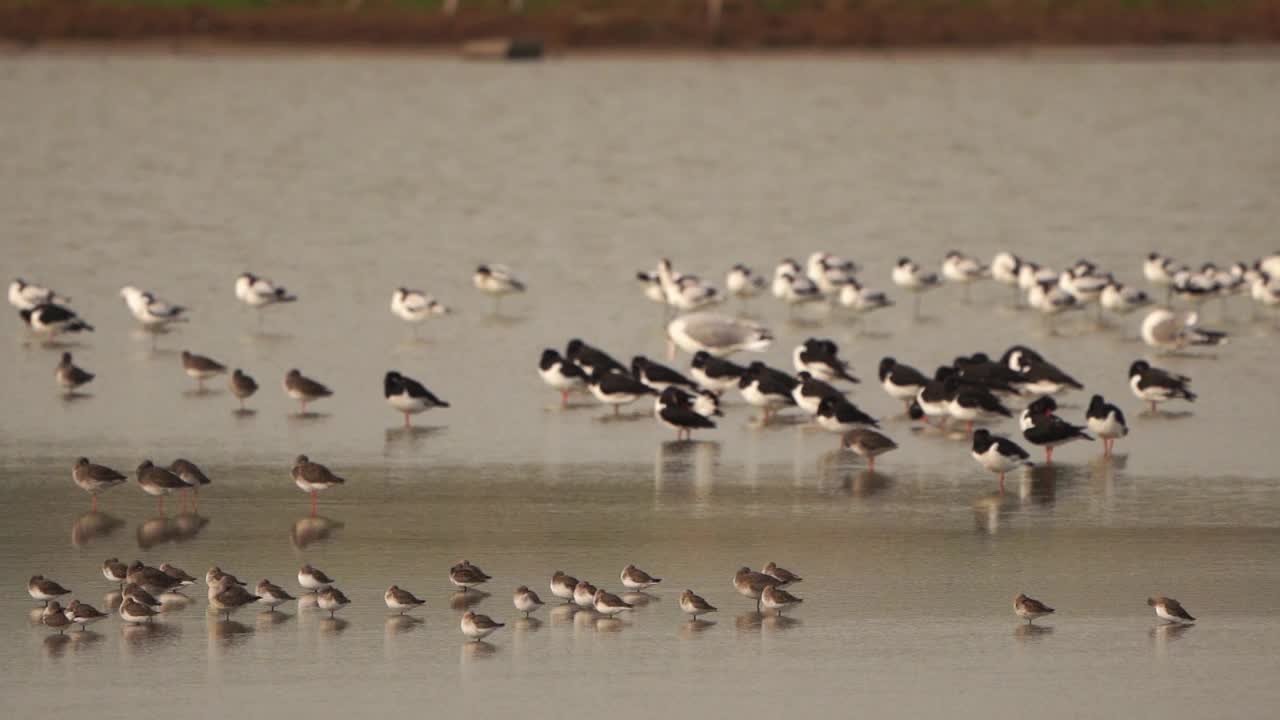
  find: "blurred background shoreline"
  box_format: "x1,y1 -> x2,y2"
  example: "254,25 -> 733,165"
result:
3,0 -> 1280,52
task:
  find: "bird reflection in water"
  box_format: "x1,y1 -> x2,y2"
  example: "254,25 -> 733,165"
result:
121,622 -> 180,653
549,604 -> 579,625
159,592 -> 191,612
460,640 -> 498,662
136,513 -> 210,549
450,590 -> 490,611
104,591 -> 123,611
621,592 -> 658,608
385,615 -> 423,636
207,619 -> 253,644
256,610 -> 292,630
679,619 -> 716,638
735,612 -> 764,632
513,616 -> 543,634
816,451 -> 893,498
319,617 -> 350,634
1017,465 -> 1062,508
1152,622 -> 1193,655
43,634 -> 72,658
973,492 -> 1014,535
594,617 -> 626,633
70,630 -> 104,652
763,614 -> 801,632
1014,623 -> 1055,641
384,426 -> 445,447
654,440 -> 720,498
71,511 -> 125,547
291,515 -> 344,550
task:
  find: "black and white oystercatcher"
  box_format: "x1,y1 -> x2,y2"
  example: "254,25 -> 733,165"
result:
690,351 -> 747,393
632,355 -> 698,392
1085,394 -> 1129,457
793,338 -> 860,384
588,369 -> 657,416
879,357 -> 930,412
1128,360 -> 1196,413
655,387 -> 715,440
539,349 -> 586,408
1019,396 -> 1094,464
384,371 -> 449,428
738,362 -> 798,424
21,303 -> 93,339
971,429 -> 1032,492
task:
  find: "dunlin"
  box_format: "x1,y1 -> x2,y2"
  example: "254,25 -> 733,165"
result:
298,564 -> 335,593
119,597 -> 159,625
461,610 -> 504,641
733,567 -> 781,612
679,589 -> 717,620
28,575 -> 71,607
1148,596 -> 1196,624
550,571 -> 579,604
64,600 -> 108,630
762,562 -> 802,588
620,564 -> 662,591
1014,594 -> 1055,624
593,589 -> 634,617
514,586 -> 545,617
573,581 -> 599,609
126,561 -> 183,594
206,566 -> 245,588
102,558 -> 128,588
449,561 -> 492,591
255,580 -> 296,610
761,585 -> 803,616
385,585 -> 426,615
317,587 -> 351,618
123,583 -> 162,611
208,576 -> 261,621
160,563 -> 197,588
41,602 -> 72,634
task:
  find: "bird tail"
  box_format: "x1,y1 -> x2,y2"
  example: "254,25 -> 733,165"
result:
72,320 -> 94,332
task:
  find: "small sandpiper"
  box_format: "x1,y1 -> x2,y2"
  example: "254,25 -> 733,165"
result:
256,580 -> 296,610
64,600 -> 108,630
620,564 -> 662,591
292,455 -> 345,515
123,582 -> 162,611
127,560 -> 184,594
1014,594 -> 1055,624
42,601 -> 72,634
181,350 -> 226,391
461,610 -> 504,642
298,564 -> 335,593
761,585 -> 803,616
159,563 -> 197,589
679,590 -> 717,620
1148,596 -> 1196,624
513,586 -> 545,617
449,560 -> 492,591
284,369 -> 333,414
550,571 -> 580,604
29,575 -> 71,607
206,566 -> 245,588
55,352 -> 94,395
169,459 -> 211,501
593,589 -> 634,617
573,580 -> 599,609
135,460 -> 188,513
102,558 -> 128,588
385,585 -> 426,615
72,457 -> 127,511
762,562 -> 802,588
208,576 -> 260,621
119,597 -> 159,624
733,567 -> 781,612
316,587 -> 351,618
229,369 -> 258,410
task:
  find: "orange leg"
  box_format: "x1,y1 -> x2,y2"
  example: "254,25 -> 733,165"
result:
1045,447 -> 1054,464
561,390 -> 569,408
868,457 -> 876,473
310,491 -> 318,516
403,412 -> 411,429
998,472 -> 1006,494
90,494 -> 98,512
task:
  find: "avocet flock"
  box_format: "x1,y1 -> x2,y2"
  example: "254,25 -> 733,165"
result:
13,248 -> 1277,642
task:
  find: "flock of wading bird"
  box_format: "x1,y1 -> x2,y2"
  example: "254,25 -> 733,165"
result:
15,248 -> 1269,639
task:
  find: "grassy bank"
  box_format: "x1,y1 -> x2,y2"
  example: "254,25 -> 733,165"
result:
2,0 -> 1279,48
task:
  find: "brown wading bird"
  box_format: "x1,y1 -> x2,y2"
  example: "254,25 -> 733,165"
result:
181,350 -> 226,391
72,457 -> 127,511
136,460 -> 188,513
284,368 -> 333,414
840,428 -> 898,472
734,567 -> 781,613
229,369 -> 258,410
1014,593 -> 1055,624
291,455 -> 345,516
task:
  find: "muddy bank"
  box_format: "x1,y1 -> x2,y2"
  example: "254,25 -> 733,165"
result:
2,3 -> 1279,49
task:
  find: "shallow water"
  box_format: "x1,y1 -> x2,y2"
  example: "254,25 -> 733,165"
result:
2,53 -> 1279,718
